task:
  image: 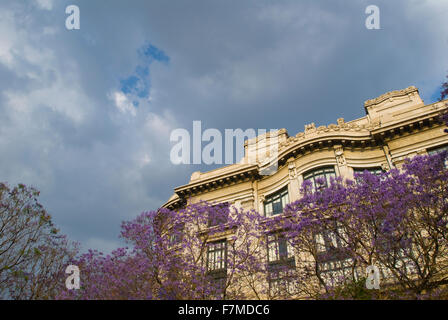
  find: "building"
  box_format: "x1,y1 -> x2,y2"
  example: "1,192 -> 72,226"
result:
164,86 -> 448,213
162,86 -> 448,297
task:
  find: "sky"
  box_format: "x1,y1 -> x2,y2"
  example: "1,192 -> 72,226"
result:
0,0 -> 447,253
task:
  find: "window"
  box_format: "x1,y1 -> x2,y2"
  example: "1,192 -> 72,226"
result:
266,234 -> 296,297
303,166 -> 336,192
353,167 -> 384,176
268,269 -> 296,297
394,248 -> 417,275
314,226 -> 347,257
168,223 -> 184,247
353,167 -> 384,183
208,203 -> 230,227
314,223 -> 356,287
264,187 -> 289,217
318,258 -> 358,287
206,240 -> 227,295
377,235 -> 417,278
207,240 -> 227,273
427,144 -> 448,155
267,234 -> 294,264
428,144 -> 448,167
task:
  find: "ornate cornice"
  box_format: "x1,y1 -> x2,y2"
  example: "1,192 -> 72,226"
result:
174,165 -> 259,197
162,87 -> 448,210
278,117 -> 381,151
244,128 -> 288,147
364,86 -> 418,108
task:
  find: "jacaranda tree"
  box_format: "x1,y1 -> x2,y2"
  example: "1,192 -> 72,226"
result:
268,151 -> 448,299
0,183 -> 78,299
58,153 -> 448,300
59,202 -> 269,299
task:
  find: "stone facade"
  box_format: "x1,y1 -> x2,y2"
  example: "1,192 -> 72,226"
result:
163,86 -> 448,214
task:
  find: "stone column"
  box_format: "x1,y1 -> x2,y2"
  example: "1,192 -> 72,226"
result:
382,144 -> 395,169
287,157 -> 300,202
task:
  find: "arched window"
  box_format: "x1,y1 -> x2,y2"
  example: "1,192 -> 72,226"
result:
302,166 -> 336,192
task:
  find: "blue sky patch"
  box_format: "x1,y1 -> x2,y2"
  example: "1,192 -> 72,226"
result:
140,44 -> 170,64
119,43 -> 169,100
429,86 -> 442,103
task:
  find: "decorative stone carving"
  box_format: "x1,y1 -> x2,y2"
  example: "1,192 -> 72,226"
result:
190,171 -> 201,181
364,86 -> 418,108
334,145 -> 346,166
277,116 -> 382,151
287,157 -> 297,179
317,126 -> 327,133
305,123 -> 316,133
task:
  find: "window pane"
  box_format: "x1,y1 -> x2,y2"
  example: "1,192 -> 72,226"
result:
428,144 -> 448,155
328,231 -> 338,248
303,166 -> 336,192
265,203 -> 272,216
353,167 -> 383,175
272,201 -> 282,215
428,145 -> 448,167
278,239 -> 288,258
264,187 -> 289,217
315,234 -> 326,253
207,241 -> 226,272
268,240 -> 278,262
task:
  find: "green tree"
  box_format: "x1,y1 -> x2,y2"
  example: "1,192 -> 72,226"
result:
0,183 -> 78,299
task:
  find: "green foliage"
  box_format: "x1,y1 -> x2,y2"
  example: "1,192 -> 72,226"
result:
323,278 -> 379,300
0,182 -> 78,299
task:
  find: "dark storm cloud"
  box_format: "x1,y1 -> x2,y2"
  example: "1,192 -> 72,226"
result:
0,0 -> 446,252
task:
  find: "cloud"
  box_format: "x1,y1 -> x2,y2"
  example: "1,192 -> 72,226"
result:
110,91 -> 137,116
0,0 -> 447,254
36,0 -> 53,11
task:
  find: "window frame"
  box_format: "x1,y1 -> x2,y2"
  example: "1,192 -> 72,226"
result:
353,167 -> 384,176
352,167 -> 385,183
313,222 -> 355,286
427,144 -> 448,155
267,233 -> 294,265
168,222 -> 184,247
263,186 -> 289,217
266,233 -> 296,297
206,240 -> 228,275
427,144 -> 448,167
302,166 -> 337,192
